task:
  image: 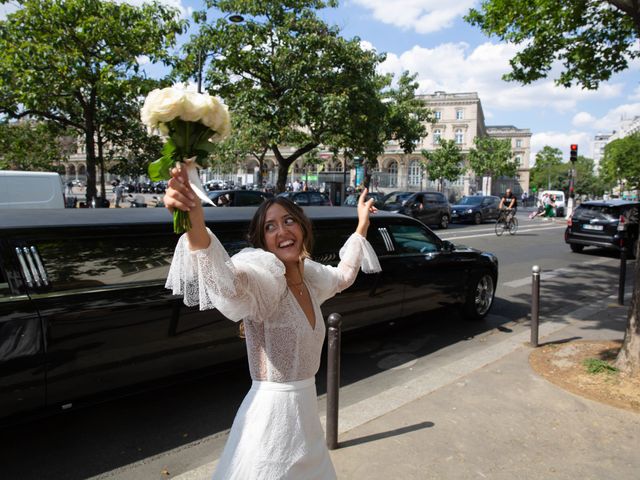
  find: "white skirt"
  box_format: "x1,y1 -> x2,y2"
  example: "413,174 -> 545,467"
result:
213,377 -> 337,480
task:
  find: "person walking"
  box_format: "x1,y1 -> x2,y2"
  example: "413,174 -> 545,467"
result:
163,166 -> 381,479
114,181 -> 125,208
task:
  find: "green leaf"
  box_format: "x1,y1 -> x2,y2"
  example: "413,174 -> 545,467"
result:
148,152 -> 174,180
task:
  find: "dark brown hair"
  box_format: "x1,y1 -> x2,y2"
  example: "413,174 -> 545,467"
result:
248,197 -> 314,259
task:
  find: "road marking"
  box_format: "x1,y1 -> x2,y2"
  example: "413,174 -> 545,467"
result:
503,257 -> 613,288
440,224 -> 565,241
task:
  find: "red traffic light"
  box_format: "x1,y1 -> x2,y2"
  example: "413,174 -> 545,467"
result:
570,144 -> 578,162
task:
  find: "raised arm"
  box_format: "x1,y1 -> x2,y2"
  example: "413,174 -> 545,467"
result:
355,188 -> 377,237
163,166 -> 210,251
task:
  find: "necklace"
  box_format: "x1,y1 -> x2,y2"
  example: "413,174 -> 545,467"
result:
286,279 -> 304,296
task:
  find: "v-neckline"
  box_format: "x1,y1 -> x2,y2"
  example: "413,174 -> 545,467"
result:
289,280 -> 317,330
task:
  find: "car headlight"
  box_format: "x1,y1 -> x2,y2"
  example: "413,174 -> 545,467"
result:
467,209 -> 474,213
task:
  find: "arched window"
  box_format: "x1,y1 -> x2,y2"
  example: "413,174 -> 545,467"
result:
433,129 -> 442,144
408,159 -> 421,187
455,129 -> 464,144
67,165 -> 76,176
78,164 -> 86,175
387,161 -> 398,187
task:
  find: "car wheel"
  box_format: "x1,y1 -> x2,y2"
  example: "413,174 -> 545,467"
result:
463,271 -> 495,320
473,212 -> 482,225
570,244 -> 584,253
439,214 -> 449,229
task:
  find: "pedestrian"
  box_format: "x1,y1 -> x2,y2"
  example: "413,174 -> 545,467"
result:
114,181 -> 124,208
521,191 -> 528,207
529,193 -> 547,219
163,167 -> 381,479
67,180 -> 73,195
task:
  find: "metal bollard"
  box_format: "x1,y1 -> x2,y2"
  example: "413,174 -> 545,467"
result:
531,265 -> 540,347
618,244 -> 627,305
326,313 -> 342,450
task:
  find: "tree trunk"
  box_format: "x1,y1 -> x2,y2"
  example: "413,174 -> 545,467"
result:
84,116 -> 97,206
615,240 -> 640,375
97,133 -> 107,205
272,143 -> 317,194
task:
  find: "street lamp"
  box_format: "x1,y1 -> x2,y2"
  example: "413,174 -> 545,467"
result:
196,13 -> 245,93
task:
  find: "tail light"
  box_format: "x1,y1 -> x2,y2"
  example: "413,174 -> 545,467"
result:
567,216 -> 572,227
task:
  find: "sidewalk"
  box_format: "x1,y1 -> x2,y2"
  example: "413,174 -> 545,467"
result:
329,294 -> 640,479
171,291 -> 639,480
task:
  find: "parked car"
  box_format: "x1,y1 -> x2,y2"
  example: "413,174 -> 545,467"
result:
451,195 -> 501,224
205,189 -> 274,207
565,200 -> 639,258
380,191 -> 452,229
343,191 -> 385,207
0,207 -> 497,424
277,191 -> 332,206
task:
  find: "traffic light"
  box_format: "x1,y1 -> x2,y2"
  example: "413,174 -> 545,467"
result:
570,144 -> 578,162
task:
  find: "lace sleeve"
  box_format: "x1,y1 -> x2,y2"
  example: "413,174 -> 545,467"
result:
306,233 -> 381,305
165,229 -> 286,321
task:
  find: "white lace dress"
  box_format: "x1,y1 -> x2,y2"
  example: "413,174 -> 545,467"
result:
166,229 -> 381,480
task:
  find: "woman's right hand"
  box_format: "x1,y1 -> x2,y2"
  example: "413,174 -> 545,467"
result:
164,165 -> 197,213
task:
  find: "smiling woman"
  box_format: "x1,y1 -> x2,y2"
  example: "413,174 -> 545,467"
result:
163,168 -> 381,479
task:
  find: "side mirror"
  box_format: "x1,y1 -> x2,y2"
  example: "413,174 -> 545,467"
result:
442,240 -> 455,252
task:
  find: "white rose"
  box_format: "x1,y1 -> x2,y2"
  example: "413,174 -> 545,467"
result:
181,91 -> 210,122
141,87 -> 186,129
201,97 -> 231,139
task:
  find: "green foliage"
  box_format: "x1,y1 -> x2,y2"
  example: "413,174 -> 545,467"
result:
0,120 -> 70,171
0,0 -> 186,201
601,133 -> 640,190
422,139 -> 463,191
465,1 -> 640,89
467,136 -> 516,178
583,358 -> 618,375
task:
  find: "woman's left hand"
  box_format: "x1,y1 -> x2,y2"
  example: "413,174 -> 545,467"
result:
356,188 -> 377,236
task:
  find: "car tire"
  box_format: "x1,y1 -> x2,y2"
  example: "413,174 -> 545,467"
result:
439,214 -> 449,229
473,212 -> 482,225
463,271 -> 495,320
570,244 -> 584,253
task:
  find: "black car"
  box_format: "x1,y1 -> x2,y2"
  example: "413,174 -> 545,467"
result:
565,200 -> 639,257
277,191 -> 332,206
0,207 -> 497,424
205,189 -> 274,207
451,195 -> 501,224
381,191 -> 452,229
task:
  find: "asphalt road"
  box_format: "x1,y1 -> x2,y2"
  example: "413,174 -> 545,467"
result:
0,212 -> 633,480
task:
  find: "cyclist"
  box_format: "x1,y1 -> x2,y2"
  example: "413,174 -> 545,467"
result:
498,188 -> 518,224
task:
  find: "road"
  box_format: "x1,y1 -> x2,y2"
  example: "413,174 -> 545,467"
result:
0,212 -> 633,480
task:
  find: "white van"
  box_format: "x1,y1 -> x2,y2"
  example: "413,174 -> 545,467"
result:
0,171 -> 65,209
539,190 -> 565,217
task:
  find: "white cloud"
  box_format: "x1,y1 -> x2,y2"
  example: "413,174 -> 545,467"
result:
572,112 -> 596,127
379,41 -> 625,115
360,40 -> 376,52
353,0 -> 477,34
531,131 -> 593,162
0,2 -> 19,20
628,85 -> 640,101
589,103 -> 640,131
136,55 -> 151,66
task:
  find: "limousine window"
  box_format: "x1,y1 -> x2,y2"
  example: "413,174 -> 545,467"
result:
387,224 -> 439,254
312,225 -> 389,263
23,231 -> 252,293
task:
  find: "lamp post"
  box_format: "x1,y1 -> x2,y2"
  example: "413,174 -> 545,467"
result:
196,14 -> 245,94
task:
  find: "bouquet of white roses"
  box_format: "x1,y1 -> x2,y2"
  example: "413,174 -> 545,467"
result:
141,87 -> 231,233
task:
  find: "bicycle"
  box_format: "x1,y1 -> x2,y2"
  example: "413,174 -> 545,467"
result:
495,208 -> 518,236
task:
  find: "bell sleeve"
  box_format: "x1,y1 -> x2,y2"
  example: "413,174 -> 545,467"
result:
306,232 -> 381,305
165,228 -> 286,321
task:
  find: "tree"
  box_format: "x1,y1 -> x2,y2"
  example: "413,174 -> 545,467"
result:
601,133 -> 640,191
467,136 -> 516,194
465,1 -> 640,89
0,0 -> 185,204
530,146 -> 563,191
466,1 -> 640,375
0,120 -> 70,171
422,139 -> 463,192
187,0 -> 427,193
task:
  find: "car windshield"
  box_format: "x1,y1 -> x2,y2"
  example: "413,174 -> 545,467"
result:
459,196 -> 483,205
383,193 -> 412,205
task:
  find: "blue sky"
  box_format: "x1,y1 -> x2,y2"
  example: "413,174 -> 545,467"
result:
3,0 -> 638,163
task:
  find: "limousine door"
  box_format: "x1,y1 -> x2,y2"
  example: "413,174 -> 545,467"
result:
13,226 -> 248,409
313,223 -> 404,332
385,223 -> 465,318
0,251 -> 46,420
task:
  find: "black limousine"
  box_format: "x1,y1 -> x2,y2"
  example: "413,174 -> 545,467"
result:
0,207 -> 497,424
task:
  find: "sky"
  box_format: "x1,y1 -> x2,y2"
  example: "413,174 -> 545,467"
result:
2,0 -> 639,164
